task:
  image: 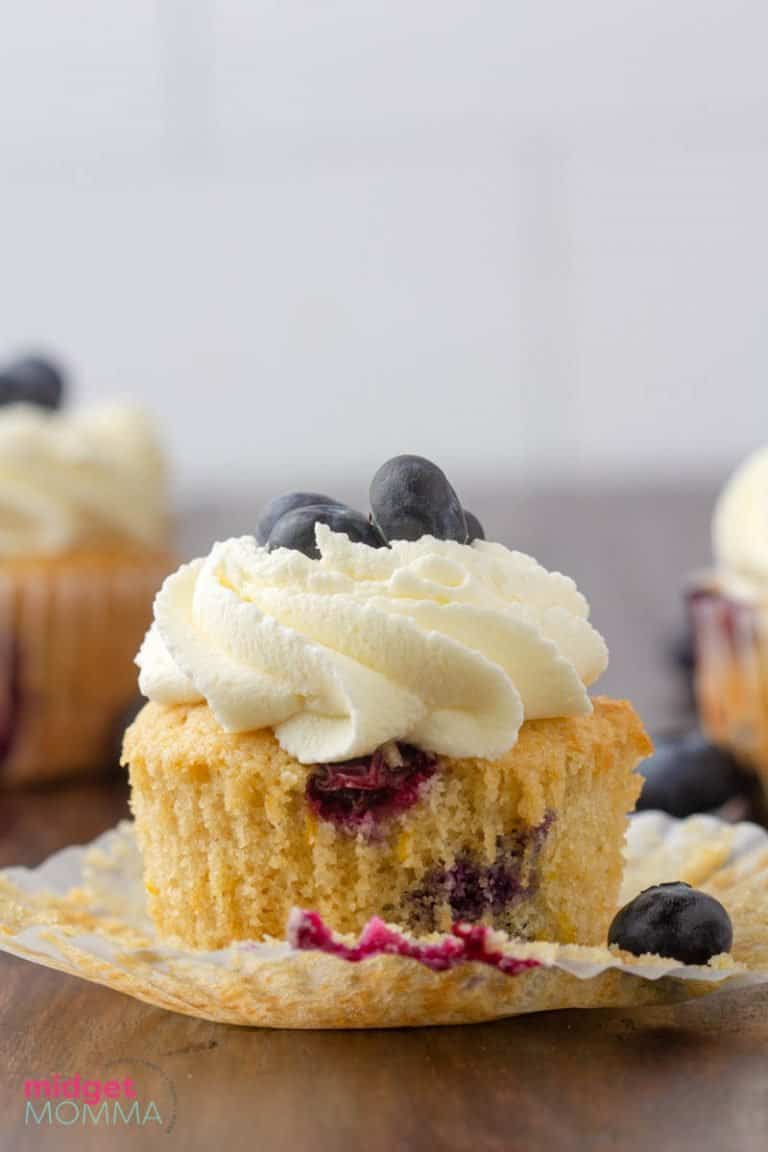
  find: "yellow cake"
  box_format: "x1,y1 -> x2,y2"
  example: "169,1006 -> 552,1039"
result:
125,697 -> 649,950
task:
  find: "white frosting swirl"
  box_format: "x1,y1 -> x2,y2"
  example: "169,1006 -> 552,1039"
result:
713,446 -> 768,593
0,403 -> 168,555
138,526 -> 608,764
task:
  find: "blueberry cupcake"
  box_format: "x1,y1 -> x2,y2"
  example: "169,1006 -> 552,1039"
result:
0,354 -> 174,784
689,446 -> 768,793
124,456 -> 651,950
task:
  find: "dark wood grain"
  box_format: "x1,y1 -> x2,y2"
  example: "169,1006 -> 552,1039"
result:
1,780 -> 767,1152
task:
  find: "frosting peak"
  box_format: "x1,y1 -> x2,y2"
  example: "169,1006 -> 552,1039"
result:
138,527 -> 608,764
0,403 -> 168,556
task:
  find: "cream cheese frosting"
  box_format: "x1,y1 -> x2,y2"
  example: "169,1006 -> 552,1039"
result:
137,526 -> 608,764
712,446 -> 768,594
0,403 -> 168,556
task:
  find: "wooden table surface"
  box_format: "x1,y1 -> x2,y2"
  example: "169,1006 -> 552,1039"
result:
1,777 -> 767,1152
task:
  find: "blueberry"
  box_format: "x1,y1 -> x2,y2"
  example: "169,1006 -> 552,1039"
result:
255,491 -> 339,545
464,510 -> 485,542
267,503 -> 385,558
0,374 -> 20,407
0,355 -> 66,409
670,631 -> 695,676
609,882 -> 733,964
636,733 -> 748,817
370,455 -> 468,543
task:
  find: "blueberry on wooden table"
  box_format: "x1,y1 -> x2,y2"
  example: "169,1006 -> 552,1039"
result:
370,454 -> 468,543
609,882 -> 733,964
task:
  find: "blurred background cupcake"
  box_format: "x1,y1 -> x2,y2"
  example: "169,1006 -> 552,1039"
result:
688,447 -> 768,799
0,352 -> 174,786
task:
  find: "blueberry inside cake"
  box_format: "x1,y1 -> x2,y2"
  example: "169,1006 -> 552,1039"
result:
124,455 -> 652,951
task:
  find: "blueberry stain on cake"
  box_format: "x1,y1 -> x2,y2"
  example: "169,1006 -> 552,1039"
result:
404,814 -> 554,934
306,742 -> 439,832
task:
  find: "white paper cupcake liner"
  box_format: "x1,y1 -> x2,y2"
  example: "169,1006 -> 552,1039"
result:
0,811 -> 767,1029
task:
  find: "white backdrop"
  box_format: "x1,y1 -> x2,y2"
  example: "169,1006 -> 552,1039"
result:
0,2 -> 767,491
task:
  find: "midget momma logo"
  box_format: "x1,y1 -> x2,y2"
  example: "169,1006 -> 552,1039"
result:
23,1059 -> 177,1132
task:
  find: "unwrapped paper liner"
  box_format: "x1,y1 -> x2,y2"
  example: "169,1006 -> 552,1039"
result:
1,812 -> 767,1028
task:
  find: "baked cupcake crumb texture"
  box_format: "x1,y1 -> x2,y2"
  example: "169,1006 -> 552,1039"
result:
125,696 -> 649,950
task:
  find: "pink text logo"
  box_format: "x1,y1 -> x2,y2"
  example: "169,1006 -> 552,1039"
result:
23,1067 -> 174,1129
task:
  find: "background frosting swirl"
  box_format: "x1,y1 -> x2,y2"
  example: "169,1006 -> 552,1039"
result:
0,403 -> 168,556
713,445 -> 768,591
138,526 -> 608,764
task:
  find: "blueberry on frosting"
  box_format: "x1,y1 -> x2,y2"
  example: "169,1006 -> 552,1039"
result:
0,354 -> 66,410
370,454 -> 468,543
255,491 -> 340,545
463,510 -> 485,543
608,882 -> 733,964
267,503 -> 385,558
256,454 -> 482,556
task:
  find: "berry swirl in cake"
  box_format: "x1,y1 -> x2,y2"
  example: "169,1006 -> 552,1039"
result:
124,455 -> 652,950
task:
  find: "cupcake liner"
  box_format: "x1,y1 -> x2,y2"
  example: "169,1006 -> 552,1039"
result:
0,812 -> 767,1028
688,583 -> 768,792
0,552 -> 173,786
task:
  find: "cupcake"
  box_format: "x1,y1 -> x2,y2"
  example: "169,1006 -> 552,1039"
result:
0,354 -> 174,785
690,446 -> 768,792
124,455 -> 651,951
